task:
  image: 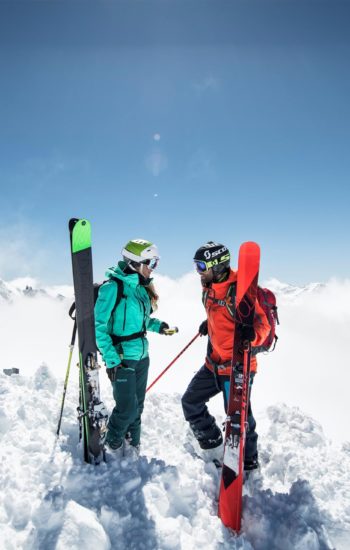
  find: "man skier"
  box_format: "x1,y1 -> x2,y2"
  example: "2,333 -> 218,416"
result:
95,238 -> 174,457
181,241 -> 270,469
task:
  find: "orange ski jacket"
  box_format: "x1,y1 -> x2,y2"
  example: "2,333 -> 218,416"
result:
203,269 -> 270,375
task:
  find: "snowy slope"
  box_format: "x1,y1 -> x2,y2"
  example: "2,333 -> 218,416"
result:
1,366 -> 349,550
1,274 -> 350,549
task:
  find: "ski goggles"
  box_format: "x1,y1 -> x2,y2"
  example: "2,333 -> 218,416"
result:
194,253 -> 230,273
194,260 -> 209,273
141,257 -> 159,270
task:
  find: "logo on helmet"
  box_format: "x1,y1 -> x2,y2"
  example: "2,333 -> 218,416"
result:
203,246 -> 228,260
132,239 -> 150,246
210,246 -> 227,259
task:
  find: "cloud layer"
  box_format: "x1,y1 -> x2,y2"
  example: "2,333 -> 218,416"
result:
1,273 -> 349,444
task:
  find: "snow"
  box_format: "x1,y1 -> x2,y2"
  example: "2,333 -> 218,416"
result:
0,274 -> 350,549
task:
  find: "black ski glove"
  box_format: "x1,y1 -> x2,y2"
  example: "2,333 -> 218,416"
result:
106,365 -> 119,383
241,325 -> 256,343
198,320 -> 208,336
159,322 -> 169,334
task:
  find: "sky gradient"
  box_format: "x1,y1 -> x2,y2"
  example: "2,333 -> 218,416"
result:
1,0 -> 349,285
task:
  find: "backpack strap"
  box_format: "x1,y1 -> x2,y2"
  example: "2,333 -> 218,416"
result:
224,283 -> 236,318
108,276 -> 124,317
202,282 -> 236,318
69,276 -> 147,345
69,276 -> 124,321
270,334 -> 278,351
111,331 -> 146,345
274,306 -> 280,325
107,276 -> 147,345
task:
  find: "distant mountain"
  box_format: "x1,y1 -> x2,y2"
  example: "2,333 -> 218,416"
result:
0,277 -> 72,302
262,278 -> 326,303
0,275 -> 327,304
0,280 -> 12,301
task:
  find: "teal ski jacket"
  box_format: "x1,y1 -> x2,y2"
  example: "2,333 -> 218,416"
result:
94,262 -> 164,368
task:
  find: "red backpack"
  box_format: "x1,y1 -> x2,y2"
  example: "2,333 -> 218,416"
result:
203,283 -> 279,355
253,287 -> 279,355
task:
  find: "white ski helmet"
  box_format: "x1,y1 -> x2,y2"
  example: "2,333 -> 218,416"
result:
122,239 -> 159,266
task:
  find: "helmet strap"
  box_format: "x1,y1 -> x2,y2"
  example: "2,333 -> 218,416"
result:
139,263 -> 146,277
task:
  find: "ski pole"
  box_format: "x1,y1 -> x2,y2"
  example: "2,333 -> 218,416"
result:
56,319 -> 77,436
146,332 -> 200,393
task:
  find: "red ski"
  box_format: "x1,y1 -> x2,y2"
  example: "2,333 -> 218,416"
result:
218,241 -> 260,532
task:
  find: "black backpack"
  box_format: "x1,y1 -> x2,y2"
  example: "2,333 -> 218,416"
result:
69,276 -> 146,345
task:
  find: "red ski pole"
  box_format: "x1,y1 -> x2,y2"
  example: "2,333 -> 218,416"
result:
146,333 -> 200,393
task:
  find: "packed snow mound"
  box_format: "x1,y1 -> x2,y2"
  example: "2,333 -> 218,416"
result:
1,368 -> 349,549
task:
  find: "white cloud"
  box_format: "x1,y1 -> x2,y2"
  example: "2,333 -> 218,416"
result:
144,275 -> 350,445
1,273 -> 349,446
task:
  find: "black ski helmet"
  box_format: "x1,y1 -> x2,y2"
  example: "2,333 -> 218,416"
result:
193,241 -> 230,276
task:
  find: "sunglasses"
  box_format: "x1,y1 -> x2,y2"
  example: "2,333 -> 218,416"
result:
141,258 -> 159,270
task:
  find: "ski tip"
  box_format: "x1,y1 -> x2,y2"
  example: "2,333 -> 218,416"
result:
68,218 -> 79,231
238,241 -> 261,267
70,219 -> 92,253
240,241 -> 260,251
69,218 -> 90,230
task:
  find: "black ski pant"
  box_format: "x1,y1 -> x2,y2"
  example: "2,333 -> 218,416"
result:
181,364 -> 258,460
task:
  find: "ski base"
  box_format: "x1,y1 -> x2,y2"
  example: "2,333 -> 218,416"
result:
69,218 -> 108,465
218,241 -> 260,533
78,360 -> 108,464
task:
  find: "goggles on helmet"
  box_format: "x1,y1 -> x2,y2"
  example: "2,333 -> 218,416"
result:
141,257 -> 159,270
194,260 -> 209,273
194,252 -> 230,273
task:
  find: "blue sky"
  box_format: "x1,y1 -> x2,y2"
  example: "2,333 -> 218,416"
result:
0,0 -> 349,285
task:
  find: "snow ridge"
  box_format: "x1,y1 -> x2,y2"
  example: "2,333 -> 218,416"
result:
1,367 -> 349,550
